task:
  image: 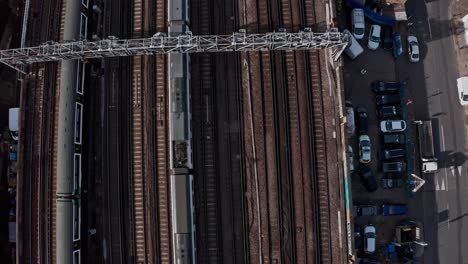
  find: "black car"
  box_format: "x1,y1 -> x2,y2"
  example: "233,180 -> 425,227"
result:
383,161 -> 406,173
378,105 -> 401,118
357,166 -> 378,192
383,26 -> 393,50
383,133 -> 405,145
356,107 -> 369,134
382,148 -> 405,160
372,81 -> 405,94
376,94 -> 401,106
355,225 -> 363,251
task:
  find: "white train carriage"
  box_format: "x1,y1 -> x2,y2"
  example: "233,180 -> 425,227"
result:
56,1 -> 88,263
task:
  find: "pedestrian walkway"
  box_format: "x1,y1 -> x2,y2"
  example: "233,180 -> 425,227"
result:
451,0 -> 468,76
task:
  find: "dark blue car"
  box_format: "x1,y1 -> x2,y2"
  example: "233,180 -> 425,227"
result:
393,33 -> 403,58
382,203 -> 407,216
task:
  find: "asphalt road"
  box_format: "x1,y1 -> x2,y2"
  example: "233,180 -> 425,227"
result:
402,0 -> 468,263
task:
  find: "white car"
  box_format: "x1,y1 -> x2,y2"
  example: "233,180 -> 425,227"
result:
457,76 -> 468,105
364,225 -> 376,254
351,8 -> 365,40
367,24 -> 381,50
407,35 -> 420,62
380,120 -> 407,133
359,135 -> 371,163
343,29 -> 364,60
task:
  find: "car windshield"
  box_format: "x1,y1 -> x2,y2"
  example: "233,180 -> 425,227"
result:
371,36 -> 379,42
367,233 -> 376,238
355,28 -> 364,35
412,53 -> 419,59
386,122 -> 393,130
463,94 -> 468,101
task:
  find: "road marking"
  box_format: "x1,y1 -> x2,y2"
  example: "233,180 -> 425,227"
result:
443,168 -> 449,191
426,18 -> 433,40
447,203 -> 450,230
449,166 -> 455,177
441,177 -> 446,191
435,177 -> 440,190
457,165 -> 463,176
440,124 -> 446,151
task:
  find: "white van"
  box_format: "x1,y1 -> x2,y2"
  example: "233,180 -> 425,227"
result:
364,225 -> 376,254
9,108 -> 19,141
343,29 -> 364,60
351,8 -> 365,40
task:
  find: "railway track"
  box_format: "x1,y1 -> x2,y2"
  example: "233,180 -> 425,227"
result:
236,0 -> 336,261
129,0 -> 171,261
190,0 -> 223,262
152,0 -> 171,261
21,0 -> 63,262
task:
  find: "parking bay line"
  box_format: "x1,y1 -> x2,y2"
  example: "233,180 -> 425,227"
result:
440,124 -> 449,191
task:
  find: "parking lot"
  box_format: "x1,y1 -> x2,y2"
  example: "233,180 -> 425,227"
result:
342,12 -> 429,262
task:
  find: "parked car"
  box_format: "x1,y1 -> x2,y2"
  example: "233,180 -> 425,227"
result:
357,166 -> 378,192
372,81 -> 405,94
367,24 -> 381,50
346,104 -> 355,137
383,26 -> 393,50
356,107 -> 369,134
364,225 -> 377,254
382,204 -> 408,216
381,178 -> 404,188
355,225 -> 363,251
457,76 -> 468,105
393,32 -> 403,58
378,105 -> 401,118
407,35 -> 420,62
383,133 -> 405,145
348,145 -> 355,172
344,29 -> 364,60
351,8 -> 365,40
380,120 -> 407,132
376,94 -> 400,106
359,135 -> 371,163
383,161 -> 406,173
353,205 -> 381,217
382,148 -> 405,160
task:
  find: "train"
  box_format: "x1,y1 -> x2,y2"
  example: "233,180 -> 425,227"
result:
56,0 -> 88,263
168,0 -> 195,262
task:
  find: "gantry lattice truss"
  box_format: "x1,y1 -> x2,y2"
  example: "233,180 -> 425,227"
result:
0,29 -> 347,68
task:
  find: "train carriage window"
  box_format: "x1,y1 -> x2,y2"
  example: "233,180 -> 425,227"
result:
74,154 -> 82,192
73,249 -> 81,264
81,0 -> 89,8
76,62 -> 85,95
73,203 -> 81,241
80,13 -> 88,40
75,103 -> 83,145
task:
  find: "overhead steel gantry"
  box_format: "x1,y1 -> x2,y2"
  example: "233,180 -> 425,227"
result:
0,29 -> 347,71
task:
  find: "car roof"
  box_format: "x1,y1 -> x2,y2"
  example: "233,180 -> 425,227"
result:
457,77 -> 468,94
364,225 -> 376,233
366,237 -> 376,252
359,134 -> 370,141
371,25 -> 381,35
408,35 -> 418,42
389,120 -> 403,129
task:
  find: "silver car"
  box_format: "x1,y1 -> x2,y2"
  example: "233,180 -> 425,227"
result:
380,120 -> 407,133
407,35 -> 420,62
359,135 -> 371,163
